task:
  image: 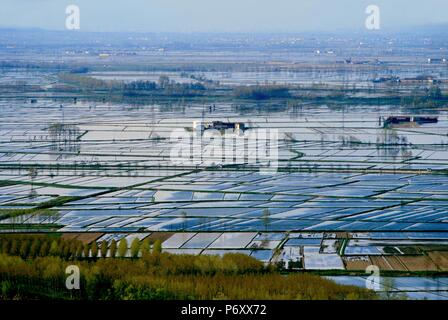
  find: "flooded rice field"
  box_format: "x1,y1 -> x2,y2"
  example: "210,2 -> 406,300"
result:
1,100 -> 448,231
0,99 -> 447,292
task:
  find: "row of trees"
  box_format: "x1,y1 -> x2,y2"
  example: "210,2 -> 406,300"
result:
0,235 -> 162,260
401,85 -> 445,107
58,73 -> 206,96
0,251 -> 376,300
0,235 -> 79,260
234,85 -> 291,100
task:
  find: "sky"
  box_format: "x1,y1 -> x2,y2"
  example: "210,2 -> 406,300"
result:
0,0 -> 447,33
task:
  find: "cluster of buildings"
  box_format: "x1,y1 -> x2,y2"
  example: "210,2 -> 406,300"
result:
373,75 -> 441,84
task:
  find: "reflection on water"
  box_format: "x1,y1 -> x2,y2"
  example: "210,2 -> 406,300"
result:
48,122 -> 81,160
376,129 -> 412,161
327,276 -> 448,300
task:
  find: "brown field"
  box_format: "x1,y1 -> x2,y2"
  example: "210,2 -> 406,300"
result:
398,255 -> 439,272
145,232 -> 173,243
427,251 -> 448,271
60,233 -> 79,241
383,256 -> 408,271
343,256 -> 372,270
333,232 -> 349,238
369,256 -> 393,271
61,232 -> 103,244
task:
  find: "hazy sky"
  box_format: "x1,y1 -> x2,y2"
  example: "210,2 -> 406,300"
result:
1,0 -> 447,32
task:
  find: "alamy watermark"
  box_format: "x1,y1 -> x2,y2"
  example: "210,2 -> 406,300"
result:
65,265 -> 80,290
365,5 -> 380,30
365,265 -> 381,291
170,124 -> 279,174
65,5 -> 80,30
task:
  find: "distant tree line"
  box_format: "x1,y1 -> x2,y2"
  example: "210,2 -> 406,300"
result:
401,85 -> 446,107
58,73 -> 206,97
233,85 -> 291,100
0,61 -> 71,71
